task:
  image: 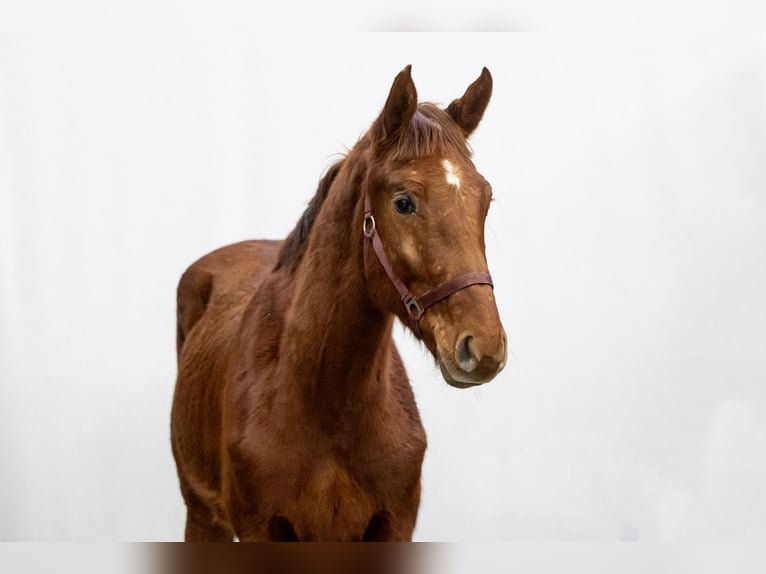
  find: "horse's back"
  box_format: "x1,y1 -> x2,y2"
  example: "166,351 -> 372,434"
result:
176,239 -> 282,358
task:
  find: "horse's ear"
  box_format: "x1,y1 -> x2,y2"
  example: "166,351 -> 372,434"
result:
376,65 -> 418,141
446,67 -> 493,137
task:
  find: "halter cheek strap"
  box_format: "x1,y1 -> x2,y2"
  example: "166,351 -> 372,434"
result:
362,194 -> 493,337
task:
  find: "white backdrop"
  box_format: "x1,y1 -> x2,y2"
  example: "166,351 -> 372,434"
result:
1,6 -> 765,542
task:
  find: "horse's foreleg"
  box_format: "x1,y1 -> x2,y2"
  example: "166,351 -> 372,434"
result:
182,496 -> 234,542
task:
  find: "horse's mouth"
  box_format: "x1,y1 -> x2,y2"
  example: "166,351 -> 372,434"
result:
438,360 -> 484,389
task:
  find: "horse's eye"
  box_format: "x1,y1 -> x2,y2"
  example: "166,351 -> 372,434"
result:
394,197 -> 415,215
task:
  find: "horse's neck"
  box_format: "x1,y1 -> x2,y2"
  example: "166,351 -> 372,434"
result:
281,184 -> 393,426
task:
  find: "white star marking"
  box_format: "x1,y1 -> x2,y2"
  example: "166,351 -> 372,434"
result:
442,159 -> 461,189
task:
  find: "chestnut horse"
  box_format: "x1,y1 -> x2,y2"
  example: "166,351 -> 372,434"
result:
171,66 -> 507,541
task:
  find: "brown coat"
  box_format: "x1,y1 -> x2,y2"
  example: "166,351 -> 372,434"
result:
171,66 -> 505,541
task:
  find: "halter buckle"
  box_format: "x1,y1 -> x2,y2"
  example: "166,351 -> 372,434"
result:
403,294 -> 424,320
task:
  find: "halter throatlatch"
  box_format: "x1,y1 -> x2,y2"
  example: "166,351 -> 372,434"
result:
362,194 -> 493,337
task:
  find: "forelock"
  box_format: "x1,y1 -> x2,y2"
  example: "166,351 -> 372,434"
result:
378,103 -> 472,162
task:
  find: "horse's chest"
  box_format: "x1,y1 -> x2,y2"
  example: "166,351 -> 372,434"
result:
231,389 -> 424,539
282,457 -> 377,540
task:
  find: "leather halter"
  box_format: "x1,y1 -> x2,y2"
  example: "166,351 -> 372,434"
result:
362,194 -> 493,337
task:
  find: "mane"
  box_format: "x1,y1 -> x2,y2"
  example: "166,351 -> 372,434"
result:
375,103 -> 472,162
274,159 -> 345,273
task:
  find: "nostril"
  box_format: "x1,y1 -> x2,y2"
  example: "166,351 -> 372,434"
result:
457,335 -> 477,372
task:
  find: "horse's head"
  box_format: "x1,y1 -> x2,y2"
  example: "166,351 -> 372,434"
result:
362,65 -> 506,388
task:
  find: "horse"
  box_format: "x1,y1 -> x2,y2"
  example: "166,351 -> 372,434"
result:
170,65 -> 507,541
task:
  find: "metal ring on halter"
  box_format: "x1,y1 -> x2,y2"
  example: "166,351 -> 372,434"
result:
363,214 -> 376,237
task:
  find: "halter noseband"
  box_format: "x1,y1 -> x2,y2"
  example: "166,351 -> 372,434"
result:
362,194 -> 493,337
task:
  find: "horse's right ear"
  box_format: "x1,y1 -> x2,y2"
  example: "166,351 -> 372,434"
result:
446,67 -> 493,137
375,65 -> 418,142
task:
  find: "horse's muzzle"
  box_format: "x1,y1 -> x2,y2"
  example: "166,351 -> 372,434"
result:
438,331 -> 507,388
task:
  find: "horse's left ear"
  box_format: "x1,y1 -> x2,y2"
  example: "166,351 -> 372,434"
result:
375,65 -> 418,142
446,67 -> 493,137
